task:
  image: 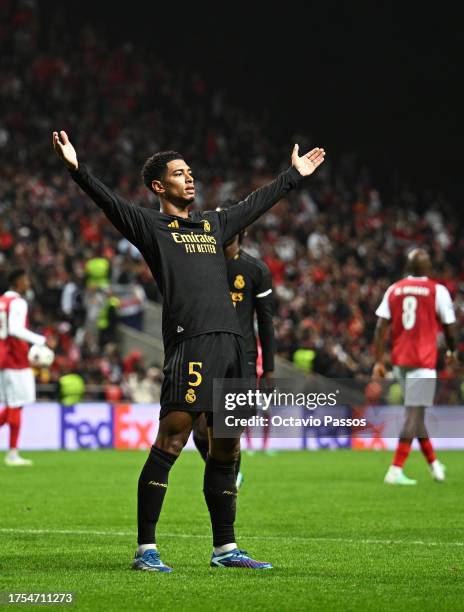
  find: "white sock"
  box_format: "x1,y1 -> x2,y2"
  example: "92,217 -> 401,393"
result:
137,544 -> 157,555
7,449 -> 18,459
389,465 -> 402,476
213,543 -> 237,555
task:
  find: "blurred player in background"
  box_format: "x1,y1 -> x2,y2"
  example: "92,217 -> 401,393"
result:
0,270 -> 53,466
193,204 -> 275,486
373,249 -> 457,485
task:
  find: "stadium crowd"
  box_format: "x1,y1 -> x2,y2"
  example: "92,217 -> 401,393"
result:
1,0 -> 463,399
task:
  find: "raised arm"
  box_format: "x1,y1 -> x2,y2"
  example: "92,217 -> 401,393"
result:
52,130 -> 151,247
218,145 -> 325,243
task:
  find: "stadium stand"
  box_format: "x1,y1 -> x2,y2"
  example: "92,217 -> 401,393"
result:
1,0 -> 463,399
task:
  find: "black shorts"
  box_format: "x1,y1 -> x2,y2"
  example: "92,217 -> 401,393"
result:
160,332 -> 246,421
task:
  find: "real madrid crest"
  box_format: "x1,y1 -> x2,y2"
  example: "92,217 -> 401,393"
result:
185,388 -> 196,404
234,274 -> 245,289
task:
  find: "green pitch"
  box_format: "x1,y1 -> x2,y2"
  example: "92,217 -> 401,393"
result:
1,450 -> 463,611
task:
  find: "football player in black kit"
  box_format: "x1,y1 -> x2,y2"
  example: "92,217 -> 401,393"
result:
53,129 -> 325,571
193,207 -> 275,486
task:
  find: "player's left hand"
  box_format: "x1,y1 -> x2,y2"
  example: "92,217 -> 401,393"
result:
291,145 -> 326,177
52,130 -> 78,170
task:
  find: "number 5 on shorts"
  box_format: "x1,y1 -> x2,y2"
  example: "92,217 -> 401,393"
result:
188,362 -> 203,387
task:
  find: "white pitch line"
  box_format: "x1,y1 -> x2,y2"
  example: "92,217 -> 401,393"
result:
0,528 -> 463,548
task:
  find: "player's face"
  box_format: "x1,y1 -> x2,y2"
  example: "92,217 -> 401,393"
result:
155,160 -> 195,207
16,274 -> 30,294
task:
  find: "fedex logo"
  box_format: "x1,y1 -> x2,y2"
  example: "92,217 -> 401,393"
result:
301,406 -> 351,450
61,404 -> 113,449
302,434 -> 351,450
114,404 -> 158,449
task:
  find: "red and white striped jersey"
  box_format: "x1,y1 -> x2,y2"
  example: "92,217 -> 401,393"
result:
0,291 -> 45,369
376,276 -> 456,369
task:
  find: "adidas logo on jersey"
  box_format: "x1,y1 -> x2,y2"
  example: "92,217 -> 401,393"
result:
177,325 -> 184,333
168,220 -> 180,228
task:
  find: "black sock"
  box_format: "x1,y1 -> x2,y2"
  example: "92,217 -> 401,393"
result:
203,456 -> 237,547
137,445 -> 177,545
235,451 -> 241,478
193,434 -> 209,463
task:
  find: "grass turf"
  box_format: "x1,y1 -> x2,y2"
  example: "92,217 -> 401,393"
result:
1,449 -> 463,611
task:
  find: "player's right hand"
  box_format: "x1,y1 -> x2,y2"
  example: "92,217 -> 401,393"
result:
372,362 -> 386,379
52,130 -> 78,170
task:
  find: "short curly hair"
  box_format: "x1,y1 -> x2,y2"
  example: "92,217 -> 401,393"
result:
141,151 -> 184,193
8,268 -> 27,288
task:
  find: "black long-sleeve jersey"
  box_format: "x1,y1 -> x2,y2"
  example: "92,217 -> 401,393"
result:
227,250 -> 275,373
70,163 -> 302,349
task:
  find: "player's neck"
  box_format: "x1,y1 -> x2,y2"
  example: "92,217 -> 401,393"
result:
160,200 -> 190,219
